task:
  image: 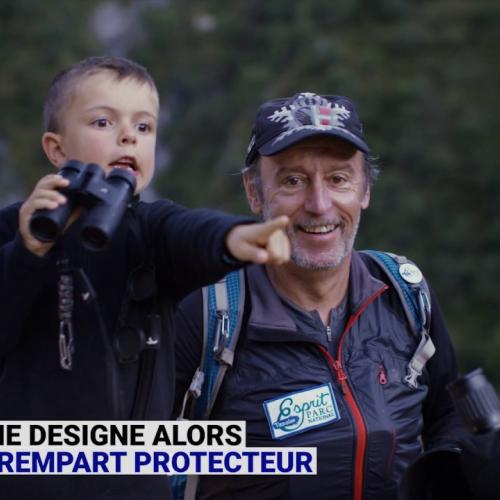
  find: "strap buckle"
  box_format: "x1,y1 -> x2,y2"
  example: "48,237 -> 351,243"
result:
59,320 -> 74,370
213,311 -> 229,359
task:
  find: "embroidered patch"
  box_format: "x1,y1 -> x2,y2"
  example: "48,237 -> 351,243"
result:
263,383 -> 340,440
266,92 -> 353,145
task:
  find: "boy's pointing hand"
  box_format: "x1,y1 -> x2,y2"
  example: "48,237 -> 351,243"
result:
225,216 -> 290,265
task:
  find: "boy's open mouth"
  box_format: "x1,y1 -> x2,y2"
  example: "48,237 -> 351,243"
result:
110,156 -> 138,174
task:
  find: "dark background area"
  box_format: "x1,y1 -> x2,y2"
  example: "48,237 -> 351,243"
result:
1,0 -> 499,386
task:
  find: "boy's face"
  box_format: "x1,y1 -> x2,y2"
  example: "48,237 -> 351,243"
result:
43,70 -> 159,193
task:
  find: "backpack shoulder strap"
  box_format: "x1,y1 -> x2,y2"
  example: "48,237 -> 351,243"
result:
360,250 -> 435,388
197,268 -> 246,418
178,269 -> 246,420
175,269 -> 245,500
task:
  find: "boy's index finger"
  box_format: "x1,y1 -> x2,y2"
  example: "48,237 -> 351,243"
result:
266,227 -> 291,264
256,216 -> 290,238
225,216 -> 290,264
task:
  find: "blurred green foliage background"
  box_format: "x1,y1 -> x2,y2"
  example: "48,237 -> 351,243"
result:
1,0 -> 499,385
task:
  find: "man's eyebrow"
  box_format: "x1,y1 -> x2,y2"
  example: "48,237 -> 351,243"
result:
275,162 -> 356,174
330,163 -> 355,174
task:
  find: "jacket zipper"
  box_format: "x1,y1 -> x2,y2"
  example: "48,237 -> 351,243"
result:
326,325 -> 332,342
317,284 -> 388,500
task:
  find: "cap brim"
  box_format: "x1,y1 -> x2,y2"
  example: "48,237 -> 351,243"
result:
259,128 -> 370,157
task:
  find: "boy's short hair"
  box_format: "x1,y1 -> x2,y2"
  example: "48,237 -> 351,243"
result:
43,55 -> 158,133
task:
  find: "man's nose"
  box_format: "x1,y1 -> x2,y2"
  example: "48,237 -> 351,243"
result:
304,181 -> 332,214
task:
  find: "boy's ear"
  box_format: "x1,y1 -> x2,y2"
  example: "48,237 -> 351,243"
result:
243,171 -> 263,215
41,132 -> 66,168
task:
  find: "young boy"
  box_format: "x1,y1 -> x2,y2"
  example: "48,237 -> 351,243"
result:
0,56 -> 289,499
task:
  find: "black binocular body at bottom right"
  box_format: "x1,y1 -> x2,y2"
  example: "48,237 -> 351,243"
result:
30,160 -> 136,251
400,368 -> 500,500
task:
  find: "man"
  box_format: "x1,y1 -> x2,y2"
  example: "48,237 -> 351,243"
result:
174,92 -> 462,499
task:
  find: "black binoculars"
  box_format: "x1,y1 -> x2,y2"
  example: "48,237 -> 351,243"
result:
448,367 -> 500,433
30,160 -> 136,251
447,369 -> 500,500
400,369 -> 500,500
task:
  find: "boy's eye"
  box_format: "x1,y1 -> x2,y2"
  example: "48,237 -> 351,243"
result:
136,123 -> 152,133
92,118 -> 112,128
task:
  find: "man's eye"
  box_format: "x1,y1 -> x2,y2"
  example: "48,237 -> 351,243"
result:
284,176 -> 303,187
331,175 -> 347,185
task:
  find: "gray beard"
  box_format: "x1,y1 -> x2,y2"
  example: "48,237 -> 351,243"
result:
288,215 -> 360,270
262,205 -> 360,271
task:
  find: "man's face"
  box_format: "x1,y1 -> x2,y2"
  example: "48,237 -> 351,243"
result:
46,70 -> 159,192
244,137 -> 370,270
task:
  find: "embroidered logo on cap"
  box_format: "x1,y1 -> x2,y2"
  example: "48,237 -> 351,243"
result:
267,92 -> 352,145
263,383 -> 341,440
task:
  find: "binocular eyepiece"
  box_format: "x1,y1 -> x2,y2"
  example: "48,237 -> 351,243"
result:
30,160 -> 136,251
447,368 -> 500,434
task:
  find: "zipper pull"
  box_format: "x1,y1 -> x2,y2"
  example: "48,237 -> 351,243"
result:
326,325 -> 332,342
378,365 -> 388,385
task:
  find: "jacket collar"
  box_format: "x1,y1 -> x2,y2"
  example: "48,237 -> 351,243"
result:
246,250 -> 387,341
348,250 -> 388,312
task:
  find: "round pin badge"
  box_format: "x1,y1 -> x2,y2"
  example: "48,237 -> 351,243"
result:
399,263 -> 423,284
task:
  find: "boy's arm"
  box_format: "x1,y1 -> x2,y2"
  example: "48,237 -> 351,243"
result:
0,175 -> 75,354
0,204 -> 51,355
144,201 -> 289,300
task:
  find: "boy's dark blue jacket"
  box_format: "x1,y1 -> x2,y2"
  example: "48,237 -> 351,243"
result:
0,199 -> 247,499
174,255 -> 464,500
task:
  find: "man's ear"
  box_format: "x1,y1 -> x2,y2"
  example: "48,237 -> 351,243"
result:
41,132 -> 66,168
243,171 -> 263,215
361,185 -> 371,210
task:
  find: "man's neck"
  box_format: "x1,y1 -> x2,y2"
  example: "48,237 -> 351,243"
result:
265,254 -> 352,325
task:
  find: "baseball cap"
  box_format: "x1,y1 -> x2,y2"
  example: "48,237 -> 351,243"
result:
245,92 -> 370,165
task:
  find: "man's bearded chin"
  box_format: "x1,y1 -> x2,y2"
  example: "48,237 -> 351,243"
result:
288,217 -> 360,271
261,205 -> 361,271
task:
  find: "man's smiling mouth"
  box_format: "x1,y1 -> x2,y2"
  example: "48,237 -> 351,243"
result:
300,223 -> 340,234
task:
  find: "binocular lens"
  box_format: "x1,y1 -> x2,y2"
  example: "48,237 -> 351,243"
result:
30,216 -> 61,242
29,201 -> 74,242
80,226 -> 108,251
30,161 -> 136,250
